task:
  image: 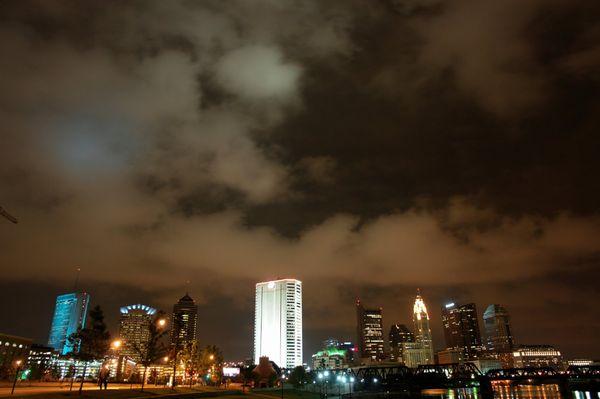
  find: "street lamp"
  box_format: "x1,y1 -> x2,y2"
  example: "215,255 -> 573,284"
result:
111,339 -> 122,349
11,360 -> 22,395
158,318 -> 167,328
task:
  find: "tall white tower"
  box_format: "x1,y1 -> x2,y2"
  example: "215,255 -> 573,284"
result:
254,279 -> 303,368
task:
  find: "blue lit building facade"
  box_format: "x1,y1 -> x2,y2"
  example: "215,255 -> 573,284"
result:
48,292 -> 90,355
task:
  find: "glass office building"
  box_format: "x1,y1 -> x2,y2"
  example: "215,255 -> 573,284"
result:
356,300 -> 385,361
48,292 -> 90,355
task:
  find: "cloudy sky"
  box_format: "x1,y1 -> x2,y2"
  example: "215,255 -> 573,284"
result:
1,0 -> 599,361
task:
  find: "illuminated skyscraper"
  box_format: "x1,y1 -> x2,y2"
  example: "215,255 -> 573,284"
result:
356,300 -> 385,361
389,324 -> 415,363
118,304 -> 157,361
441,302 -> 482,360
171,293 -> 198,348
254,279 -> 303,368
48,292 -> 90,355
412,290 -> 434,364
483,304 -> 514,353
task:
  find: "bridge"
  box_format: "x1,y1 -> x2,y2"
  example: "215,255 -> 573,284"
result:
334,364 -> 600,398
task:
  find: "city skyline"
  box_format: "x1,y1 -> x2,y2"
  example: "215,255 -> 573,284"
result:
9,280 -> 587,368
1,0 -> 599,364
1,278 -> 598,362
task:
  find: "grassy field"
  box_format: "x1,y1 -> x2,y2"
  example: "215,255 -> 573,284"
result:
3,386 -> 322,399
1,386 -> 242,399
251,388 -> 321,399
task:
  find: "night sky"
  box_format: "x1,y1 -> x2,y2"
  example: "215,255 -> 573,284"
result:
1,0 -> 599,362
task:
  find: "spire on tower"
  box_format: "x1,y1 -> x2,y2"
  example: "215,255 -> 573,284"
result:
73,267 -> 81,291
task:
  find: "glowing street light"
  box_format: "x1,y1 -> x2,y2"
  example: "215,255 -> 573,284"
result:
11,360 -> 23,395
111,339 -> 122,349
158,318 -> 167,328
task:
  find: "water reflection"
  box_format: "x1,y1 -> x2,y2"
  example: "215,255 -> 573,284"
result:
421,385 -> 599,399
494,383 -> 560,399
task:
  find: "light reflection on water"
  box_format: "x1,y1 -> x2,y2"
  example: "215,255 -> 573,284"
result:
420,385 -> 600,399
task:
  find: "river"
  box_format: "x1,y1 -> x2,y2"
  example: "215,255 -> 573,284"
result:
421,384 -> 599,399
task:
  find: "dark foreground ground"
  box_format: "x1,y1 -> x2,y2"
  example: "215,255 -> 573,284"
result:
0,382 -> 321,399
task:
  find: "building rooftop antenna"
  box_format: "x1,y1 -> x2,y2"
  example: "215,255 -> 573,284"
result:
73,267 -> 81,291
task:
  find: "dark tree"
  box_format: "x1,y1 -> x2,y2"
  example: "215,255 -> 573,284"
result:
201,345 -> 223,385
288,366 -> 307,388
178,341 -> 202,387
130,312 -> 169,391
67,305 -> 111,395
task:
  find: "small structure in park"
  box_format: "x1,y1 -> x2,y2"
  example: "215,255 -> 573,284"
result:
253,356 -> 277,388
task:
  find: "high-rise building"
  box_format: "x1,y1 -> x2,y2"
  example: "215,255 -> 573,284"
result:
48,292 -> 90,355
254,279 -> 303,368
441,302 -> 482,360
118,304 -> 157,361
171,293 -> 198,348
356,300 -> 385,361
483,304 -> 514,353
412,290 -> 434,364
389,324 -> 415,363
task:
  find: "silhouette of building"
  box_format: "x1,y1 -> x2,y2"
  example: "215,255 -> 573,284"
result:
483,304 -> 514,367
412,290 -> 434,364
441,302 -> 482,360
356,299 -> 385,362
254,279 -> 303,368
483,304 -> 514,352
171,293 -> 198,348
48,292 -> 90,355
389,324 -> 415,363
118,304 -> 157,362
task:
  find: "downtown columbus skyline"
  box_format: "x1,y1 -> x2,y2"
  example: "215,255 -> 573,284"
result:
2,274 -> 592,363
1,0 -> 599,363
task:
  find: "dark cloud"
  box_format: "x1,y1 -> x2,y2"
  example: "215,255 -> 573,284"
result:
0,0 -> 599,360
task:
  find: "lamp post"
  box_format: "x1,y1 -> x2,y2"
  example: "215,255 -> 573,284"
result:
171,337 -> 179,390
281,374 -> 286,399
208,354 -> 216,387
318,372 -> 323,398
110,339 -> 122,381
162,356 -> 169,386
11,360 -> 22,395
